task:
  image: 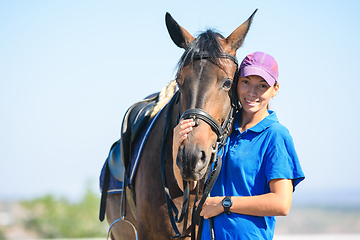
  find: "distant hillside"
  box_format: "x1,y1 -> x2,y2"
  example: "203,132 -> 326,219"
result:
0,191 -> 108,239
275,206 -> 360,234
1,199 -> 360,239
292,189 -> 360,207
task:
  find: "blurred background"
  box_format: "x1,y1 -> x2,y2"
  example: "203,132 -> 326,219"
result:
1,0 -> 360,239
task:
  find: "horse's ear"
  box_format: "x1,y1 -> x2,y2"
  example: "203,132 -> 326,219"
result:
165,12 -> 195,49
224,9 -> 258,55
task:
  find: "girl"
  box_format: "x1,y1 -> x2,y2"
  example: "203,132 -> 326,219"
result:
173,52 -> 305,239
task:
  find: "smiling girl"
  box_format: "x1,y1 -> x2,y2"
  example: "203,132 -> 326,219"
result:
173,51 -> 305,239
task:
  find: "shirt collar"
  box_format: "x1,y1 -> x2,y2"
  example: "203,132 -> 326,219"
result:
234,110 -> 279,134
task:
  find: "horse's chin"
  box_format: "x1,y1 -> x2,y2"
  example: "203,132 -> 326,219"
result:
181,166 -> 208,182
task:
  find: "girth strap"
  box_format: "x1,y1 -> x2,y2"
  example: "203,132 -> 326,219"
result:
99,163 -> 110,222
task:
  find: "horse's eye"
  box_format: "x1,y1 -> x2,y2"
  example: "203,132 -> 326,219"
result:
222,79 -> 233,90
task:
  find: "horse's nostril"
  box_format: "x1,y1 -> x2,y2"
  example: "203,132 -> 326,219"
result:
195,150 -> 207,170
200,150 -> 206,163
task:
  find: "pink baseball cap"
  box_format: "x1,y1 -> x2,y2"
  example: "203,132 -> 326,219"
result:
239,51 -> 279,86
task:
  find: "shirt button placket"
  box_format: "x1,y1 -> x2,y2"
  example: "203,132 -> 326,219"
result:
234,135 -> 241,148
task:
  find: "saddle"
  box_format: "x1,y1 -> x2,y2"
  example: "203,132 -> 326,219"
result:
108,92 -> 159,182
99,80 -> 177,222
99,93 -> 159,222
108,78 -> 178,181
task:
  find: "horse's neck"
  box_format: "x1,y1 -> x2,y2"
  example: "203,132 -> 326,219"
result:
162,97 -> 184,194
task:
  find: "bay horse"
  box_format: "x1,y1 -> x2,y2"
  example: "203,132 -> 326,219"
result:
105,10 -> 257,240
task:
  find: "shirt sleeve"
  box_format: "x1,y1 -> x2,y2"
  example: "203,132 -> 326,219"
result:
265,128 -> 305,190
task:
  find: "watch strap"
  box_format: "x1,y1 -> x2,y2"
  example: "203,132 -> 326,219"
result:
222,196 -> 232,214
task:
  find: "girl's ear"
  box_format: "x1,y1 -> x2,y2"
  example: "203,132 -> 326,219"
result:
272,83 -> 279,98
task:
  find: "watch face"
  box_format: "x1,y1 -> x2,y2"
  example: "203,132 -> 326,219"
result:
223,198 -> 231,207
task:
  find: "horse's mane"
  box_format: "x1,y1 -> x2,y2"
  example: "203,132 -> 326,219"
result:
150,79 -> 177,118
176,29 -> 226,76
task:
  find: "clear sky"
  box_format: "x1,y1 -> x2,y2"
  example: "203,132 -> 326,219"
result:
1,0 -> 360,205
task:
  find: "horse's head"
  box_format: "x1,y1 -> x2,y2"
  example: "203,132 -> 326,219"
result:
166,10 -> 257,181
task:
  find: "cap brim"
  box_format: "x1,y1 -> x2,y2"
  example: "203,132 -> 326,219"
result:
240,66 -> 276,86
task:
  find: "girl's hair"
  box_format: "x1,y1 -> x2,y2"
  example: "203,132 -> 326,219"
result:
267,81 -> 279,109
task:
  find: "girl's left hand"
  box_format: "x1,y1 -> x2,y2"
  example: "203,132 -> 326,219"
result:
197,197 -> 224,219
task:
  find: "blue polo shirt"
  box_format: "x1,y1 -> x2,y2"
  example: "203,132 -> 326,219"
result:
202,110 -> 305,240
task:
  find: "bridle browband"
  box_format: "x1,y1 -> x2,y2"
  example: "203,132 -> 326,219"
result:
190,51 -> 238,67
160,51 -> 238,239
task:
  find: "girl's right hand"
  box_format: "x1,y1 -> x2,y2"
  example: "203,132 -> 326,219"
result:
172,118 -> 196,191
173,119 -> 195,154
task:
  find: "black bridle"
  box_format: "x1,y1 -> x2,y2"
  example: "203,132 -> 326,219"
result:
181,107 -> 233,146
160,51 -> 238,239
180,51 -> 238,148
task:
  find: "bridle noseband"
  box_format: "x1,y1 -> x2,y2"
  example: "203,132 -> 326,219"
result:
180,107 -> 234,147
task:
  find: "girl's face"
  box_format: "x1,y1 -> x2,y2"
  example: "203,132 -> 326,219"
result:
237,75 -> 279,115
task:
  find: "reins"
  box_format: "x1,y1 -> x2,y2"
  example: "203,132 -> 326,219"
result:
160,91 -> 189,238
160,51 -> 238,239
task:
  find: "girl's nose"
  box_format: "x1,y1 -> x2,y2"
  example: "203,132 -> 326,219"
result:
248,85 -> 257,96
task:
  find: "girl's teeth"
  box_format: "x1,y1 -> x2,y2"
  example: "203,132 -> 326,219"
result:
246,99 -> 256,103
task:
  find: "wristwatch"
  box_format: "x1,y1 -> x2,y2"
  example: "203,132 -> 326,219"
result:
222,196 -> 232,214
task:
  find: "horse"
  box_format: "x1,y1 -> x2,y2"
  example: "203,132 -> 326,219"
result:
105,10 -> 257,240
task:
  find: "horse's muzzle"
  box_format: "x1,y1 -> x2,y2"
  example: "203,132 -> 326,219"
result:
177,143 -> 209,181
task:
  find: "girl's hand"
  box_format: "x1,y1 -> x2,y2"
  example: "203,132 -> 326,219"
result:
172,119 -> 196,191
197,197 -> 224,219
172,119 -> 195,156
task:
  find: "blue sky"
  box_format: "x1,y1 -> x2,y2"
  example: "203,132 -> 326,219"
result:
1,0 -> 360,205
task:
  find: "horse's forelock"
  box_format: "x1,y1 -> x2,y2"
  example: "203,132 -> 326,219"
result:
176,29 -> 226,76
